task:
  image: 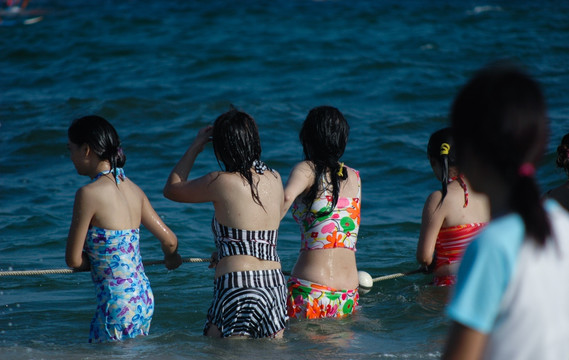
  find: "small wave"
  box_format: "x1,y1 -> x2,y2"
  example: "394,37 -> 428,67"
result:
467,5 -> 503,15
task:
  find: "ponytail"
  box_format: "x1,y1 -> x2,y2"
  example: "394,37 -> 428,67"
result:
108,146 -> 126,185
512,163 -> 549,245
427,128 -> 455,205
440,143 -> 451,201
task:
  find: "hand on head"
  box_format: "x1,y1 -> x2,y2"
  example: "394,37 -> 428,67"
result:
192,125 -> 214,152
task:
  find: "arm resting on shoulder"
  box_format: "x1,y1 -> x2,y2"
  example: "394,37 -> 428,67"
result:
281,161 -> 314,219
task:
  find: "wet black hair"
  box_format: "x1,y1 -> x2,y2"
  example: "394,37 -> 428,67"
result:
555,133 -> 569,178
300,106 -> 349,216
212,109 -> 266,208
68,115 -> 126,184
451,63 -> 550,245
427,127 -> 456,203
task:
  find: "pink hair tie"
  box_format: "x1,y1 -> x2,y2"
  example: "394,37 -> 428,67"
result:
518,163 -> 535,177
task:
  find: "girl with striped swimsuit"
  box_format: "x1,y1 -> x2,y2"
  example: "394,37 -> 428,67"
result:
164,109 -> 288,338
416,127 -> 490,286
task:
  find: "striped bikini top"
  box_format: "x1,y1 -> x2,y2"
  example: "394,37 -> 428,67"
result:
211,217 -> 280,262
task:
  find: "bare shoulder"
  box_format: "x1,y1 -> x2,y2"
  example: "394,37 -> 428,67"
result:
209,171 -> 239,186
75,181 -> 102,201
122,178 -> 150,202
270,168 -> 282,179
424,189 -> 444,209
294,160 -> 315,173
345,165 -> 361,184
288,161 -> 315,183
346,165 -> 360,175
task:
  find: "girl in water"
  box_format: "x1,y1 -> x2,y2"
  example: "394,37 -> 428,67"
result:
66,115 -> 181,343
443,64 -> 569,359
545,133 -> 569,210
416,127 -> 489,286
163,109 -> 288,338
283,106 -> 361,319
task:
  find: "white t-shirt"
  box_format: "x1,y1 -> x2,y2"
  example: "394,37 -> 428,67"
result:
446,200 -> 569,360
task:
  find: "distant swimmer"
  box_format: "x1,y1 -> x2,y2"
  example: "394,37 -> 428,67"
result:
2,0 -> 30,12
0,0 -> 43,26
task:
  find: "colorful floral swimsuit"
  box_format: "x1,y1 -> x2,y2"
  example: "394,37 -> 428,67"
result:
82,168 -> 153,343
84,226 -> 154,343
287,168 -> 361,319
433,176 -> 487,286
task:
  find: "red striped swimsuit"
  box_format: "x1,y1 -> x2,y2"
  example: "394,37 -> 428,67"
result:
433,176 -> 486,286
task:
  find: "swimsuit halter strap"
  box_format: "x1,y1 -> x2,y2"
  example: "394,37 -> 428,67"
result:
448,175 -> 469,207
92,168 -> 125,184
252,159 -> 272,175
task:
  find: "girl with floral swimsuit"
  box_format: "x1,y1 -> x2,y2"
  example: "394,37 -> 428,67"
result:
66,115 -> 181,343
282,106 -> 361,319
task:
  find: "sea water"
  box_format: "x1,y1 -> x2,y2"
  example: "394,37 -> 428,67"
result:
1,0 -> 568,359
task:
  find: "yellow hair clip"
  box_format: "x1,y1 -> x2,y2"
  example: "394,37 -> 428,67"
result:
440,143 -> 450,156
337,162 -> 344,176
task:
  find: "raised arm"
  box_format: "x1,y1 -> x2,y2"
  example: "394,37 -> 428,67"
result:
416,190 -> 446,267
163,125 -> 218,203
281,161 -> 315,219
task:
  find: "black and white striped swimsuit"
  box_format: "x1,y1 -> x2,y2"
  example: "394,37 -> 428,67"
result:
211,217 -> 280,262
205,218 -> 288,338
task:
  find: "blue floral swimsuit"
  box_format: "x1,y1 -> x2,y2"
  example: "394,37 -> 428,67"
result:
85,226 -> 153,343
83,169 -> 154,343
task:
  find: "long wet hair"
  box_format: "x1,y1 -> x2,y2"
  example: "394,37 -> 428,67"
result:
451,63 -> 550,245
427,127 -> 457,203
555,133 -> 569,178
300,106 -> 349,216
68,115 -> 126,184
212,109 -> 266,208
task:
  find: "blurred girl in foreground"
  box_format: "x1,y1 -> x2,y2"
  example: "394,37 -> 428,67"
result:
443,64 -> 569,359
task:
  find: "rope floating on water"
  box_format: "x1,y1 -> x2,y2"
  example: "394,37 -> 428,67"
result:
0,257 -> 212,277
372,269 -> 423,283
357,268 -> 424,294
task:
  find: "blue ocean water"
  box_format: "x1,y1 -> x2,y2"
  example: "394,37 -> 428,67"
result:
1,0 -> 568,358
